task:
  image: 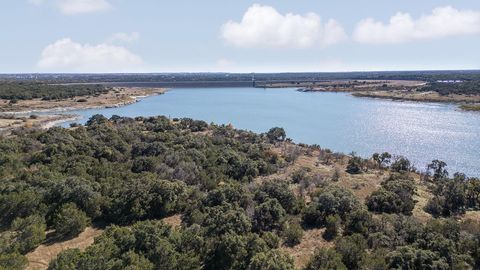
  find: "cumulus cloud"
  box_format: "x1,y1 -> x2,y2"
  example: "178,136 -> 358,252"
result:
30,0 -> 111,15
354,6 -> 480,44
38,38 -> 144,72
220,4 -> 347,49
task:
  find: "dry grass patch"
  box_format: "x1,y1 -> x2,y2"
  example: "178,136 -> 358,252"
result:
26,227 -> 103,270
281,228 -> 334,269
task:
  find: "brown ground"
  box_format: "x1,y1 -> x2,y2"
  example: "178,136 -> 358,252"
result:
0,114 -> 78,136
26,227 -> 103,270
0,87 -> 166,113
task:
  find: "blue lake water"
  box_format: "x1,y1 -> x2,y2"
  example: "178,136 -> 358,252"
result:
58,87 -> 480,176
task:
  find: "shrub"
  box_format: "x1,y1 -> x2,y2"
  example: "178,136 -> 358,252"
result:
335,234 -> 367,270
53,203 -> 90,239
247,250 -> 295,270
282,221 -> 303,247
253,198 -> 286,232
303,248 -> 346,270
266,127 -> 286,142
346,157 -> 362,174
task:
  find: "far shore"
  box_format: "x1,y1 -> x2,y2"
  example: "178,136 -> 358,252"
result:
0,87 -> 167,134
276,79 -> 480,112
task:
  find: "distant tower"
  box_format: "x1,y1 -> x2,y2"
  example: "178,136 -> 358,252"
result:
251,73 -> 256,88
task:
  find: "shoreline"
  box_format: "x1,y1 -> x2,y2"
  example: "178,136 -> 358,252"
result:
297,87 -> 480,112
350,91 -> 480,111
0,87 -> 167,132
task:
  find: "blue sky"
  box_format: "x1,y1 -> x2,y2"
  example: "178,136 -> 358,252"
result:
1,0 -> 480,73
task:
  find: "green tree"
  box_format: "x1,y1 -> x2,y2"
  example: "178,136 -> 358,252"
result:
335,234 -> 367,270
247,250 -> 295,270
266,127 -> 286,142
10,215 -> 46,253
303,248 -> 346,270
282,221 -> 303,247
254,198 -> 286,232
53,203 -> 90,239
0,252 -> 27,270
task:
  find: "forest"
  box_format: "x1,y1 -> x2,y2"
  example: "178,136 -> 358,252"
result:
0,82 -> 109,101
0,115 -> 479,270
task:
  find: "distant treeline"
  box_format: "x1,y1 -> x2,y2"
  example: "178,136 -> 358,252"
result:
2,70 -> 480,84
419,80 -> 480,95
0,82 -> 109,101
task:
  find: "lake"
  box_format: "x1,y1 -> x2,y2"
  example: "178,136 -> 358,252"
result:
58,87 -> 480,176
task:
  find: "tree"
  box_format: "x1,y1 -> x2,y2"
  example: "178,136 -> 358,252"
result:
366,174 -> 416,215
0,252 -> 27,270
427,160 -> 449,181
53,203 -> 90,239
303,186 -> 359,227
303,248 -> 346,270
266,127 -> 286,142
48,249 -> 82,270
346,156 -> 362,174
205,233 -> 267,270
386,246 -> 448,270
372,152 -> 391,168
253,198 -> 286,232
256,181 -> 297,214
335,234 -> 367,270
282,221 -> 303,247
390,157 -> 411,173
323,215 -> 340,241
202,205 -> 252,236
10,215 -> 46,253
344,209 -> 372,236
247,250 -> 295,270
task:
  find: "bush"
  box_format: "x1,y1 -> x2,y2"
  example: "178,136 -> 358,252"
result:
10,215 -> 46,253
53,203 -> 90,239
247,250 -> 295,270
335,234 -> 367,270
366,174 -> 416,215
266,127 -> 286,142
303,248 -> 346,270
253,198 -> 286,232
282,221 -> 303,247
346,157 -> 362,174
323,215 -> 340,241
0,252 -> 27,270
303,186 -> 359,227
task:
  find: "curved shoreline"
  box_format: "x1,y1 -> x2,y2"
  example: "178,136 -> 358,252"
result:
0,87 -> 167,132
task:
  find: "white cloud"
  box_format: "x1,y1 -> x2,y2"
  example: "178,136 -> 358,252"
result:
107,32 -> 141,44
38,38 -> 144,72
30,0 -> 111,15
354,6 -> 480,44
220,4 -> 346,49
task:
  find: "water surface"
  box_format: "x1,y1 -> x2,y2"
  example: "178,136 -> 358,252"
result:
59,88 -> 480,176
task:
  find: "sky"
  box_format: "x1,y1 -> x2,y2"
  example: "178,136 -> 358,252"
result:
1,0 -> 480,73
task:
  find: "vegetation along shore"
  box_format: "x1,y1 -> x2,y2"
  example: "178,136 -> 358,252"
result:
0,81 -> 166,133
